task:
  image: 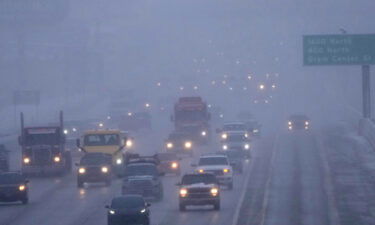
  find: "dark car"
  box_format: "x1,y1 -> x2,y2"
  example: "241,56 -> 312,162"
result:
0,172 -> 29,204
106,195 -> 151,225
76,152 -> 112,188
288,114 -> 310,130
0,145 -> 10,172
164,131 -> 193,156
177,173 -> 220,211
156,153 -> 181,175
217,150 -> 244,174
122,163 -> 163,200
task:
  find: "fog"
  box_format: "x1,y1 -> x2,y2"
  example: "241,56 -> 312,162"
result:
0,0 -> 374,132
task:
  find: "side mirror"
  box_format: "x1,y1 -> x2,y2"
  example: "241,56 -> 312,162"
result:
18,136 -> 23,145
76,139 -> 81,148
146,202 -> 151,207
190,163 -> 197,167
105,205 -> 110,209
75,162 -> 80,167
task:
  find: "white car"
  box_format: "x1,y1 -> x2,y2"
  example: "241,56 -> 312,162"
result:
221,131 -> 251,158
194,154 -> 233,190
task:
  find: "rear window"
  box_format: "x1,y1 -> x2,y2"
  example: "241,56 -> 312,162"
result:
125,164 -> 158,176
111,196 -> 145,209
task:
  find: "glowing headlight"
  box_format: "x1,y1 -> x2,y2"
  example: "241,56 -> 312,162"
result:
116,158 -> 122,165
72,128 -> 77,132
99,123 -> 104,127
54,156 -> 61,163
63,129 -> 68,135
109,210 -> 115,215
210,188 -> 219,196
244,144 -> 250,150
180,188 -> 188,197
184,142 -> 192,149
201,131 -> 207,136
19,185 -> 26,191
288,126 -> 293,130
221,133 -> 227,139
171,162 -> 178,169
288,121 -> 292,126
244,133 -> 248,138
305,121 -> 309,126
166,142 -> 173,149
126,140 -> 133,148
198,169 -> 204,173
23,157 -> 30,164
253,129 -> 259,133
79,168 -> 86,174
222,145 -> 228,150
140,208 -> 146,213
101,167 -> 109,173
223,168 -> 230,173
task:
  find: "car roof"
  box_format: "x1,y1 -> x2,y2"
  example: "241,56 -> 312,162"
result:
199,154 -> 228,159
223,121 -> 245,125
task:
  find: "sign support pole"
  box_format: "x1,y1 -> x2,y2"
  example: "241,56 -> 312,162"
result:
362,65 -> 371,118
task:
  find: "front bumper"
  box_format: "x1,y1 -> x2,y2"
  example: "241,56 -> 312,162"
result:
22,164 -> 66,174
179,196 -> 219,205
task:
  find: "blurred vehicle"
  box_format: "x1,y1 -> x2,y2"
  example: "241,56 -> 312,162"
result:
171,97 -> 211,145
76,152 -> 112,188
220,131 -> 251,158
287,114 -> 310,130
217,122 -> 248,139
156,152 -> 181,175
193,154 -> 233,190
76,129 -> 128,177
0,172 -> 29,204
119,112 -> 152,132
177,173 -> 220,211
0,144 -> 10,172
216,150 -> 244,174
18,111 -> 72,176
122,161 -> 163,201
164,131 -> 193,156
106,195 -> 151,225
244,120 -> 262,137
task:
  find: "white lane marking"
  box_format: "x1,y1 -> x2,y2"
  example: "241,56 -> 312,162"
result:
259,134 -> 280,225
230,140 -> 260,225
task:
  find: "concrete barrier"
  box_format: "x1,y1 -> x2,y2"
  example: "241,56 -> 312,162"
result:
359,118 -> 375,149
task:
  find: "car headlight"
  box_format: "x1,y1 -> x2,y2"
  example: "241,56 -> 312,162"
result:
201,131 -> 207,136
244,133 -> 249,138
244,144 -> 250,150
54,156 -> 61,163
171,162 -> 178,169
221,133 -> 227,139
210,188 -> 219,196
305,121 -> 309,126
63,129 -> 69,135
198,169 -> 204,173
23,157 -> 30,164
19,185 -> 26,191
79,168 -> 86,174
109,210 -> 115,215
180,188 -> 188,197
288,126 -> 293,130
184,142 -> 192,149
116,158 -> 122,165
288,121 -> 292,126
223,168 -> 230,173
253,129 -> 259,133
101,166 -> 109,173
126,140 -> 133,148
166,142 -> 173,149
222,145 -> 228,150
140,208 -> 146,213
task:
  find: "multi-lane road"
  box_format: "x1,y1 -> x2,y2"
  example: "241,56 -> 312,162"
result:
1,125 -> 356,225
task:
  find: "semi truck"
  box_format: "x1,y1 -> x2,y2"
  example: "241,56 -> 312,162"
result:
171,97 -> 211,145
19,111 -> 72,176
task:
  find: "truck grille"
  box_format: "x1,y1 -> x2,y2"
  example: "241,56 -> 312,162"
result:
205,170 -> 224,176
32,148 -> 51,165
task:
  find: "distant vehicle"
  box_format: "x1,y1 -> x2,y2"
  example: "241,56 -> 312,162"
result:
106,195 -> 151,225
0,145 -> 9,172
164,131 -> 193,156
77,129 -> 128,177
76,152 -> 112,188
287,114 -> 310,130
243,120 -> 262,137
122,162 -> 163,200
220,131 -> 251,158
119,112 -> 152,132
217,122 -> 248,140
0,172 -> 29,204
156,152 -> 181,175
216,150 -> 244,174
177,173 -> 220,211
171,97 -> 211,145
193,154 -> 233,190
18,111 -> 72,176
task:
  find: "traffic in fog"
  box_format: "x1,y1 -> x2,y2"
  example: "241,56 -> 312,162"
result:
1,0 -> 375,225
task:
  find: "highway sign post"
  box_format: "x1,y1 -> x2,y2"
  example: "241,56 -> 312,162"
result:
303,34 -> 375,118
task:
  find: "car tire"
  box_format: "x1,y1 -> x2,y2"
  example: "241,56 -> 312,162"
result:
21,197 -> 29,205
213,202 -> 220,211
179,203 -> 186,211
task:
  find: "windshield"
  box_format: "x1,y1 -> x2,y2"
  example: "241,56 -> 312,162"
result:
175,111 -> 206,121
84,134 -> 119,146
199,157 -> 228,166
125,165 -> 158,176
226,135 -> 248,142
182,174 -> 217,185
0,173 -> 24,184
111,197 -> 145,209
223,124 -> 246,131
24,133 -> 60,145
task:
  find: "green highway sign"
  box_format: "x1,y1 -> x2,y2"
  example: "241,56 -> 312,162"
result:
303,34 -> 375,65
